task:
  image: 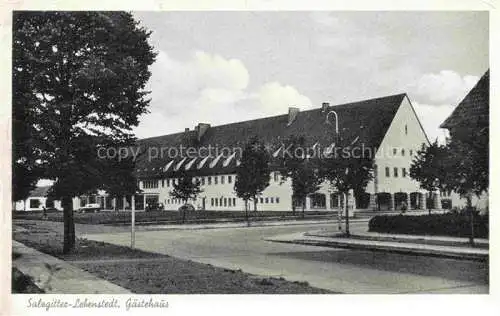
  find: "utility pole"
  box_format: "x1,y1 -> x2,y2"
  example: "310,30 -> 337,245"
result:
131,195 -> 135,249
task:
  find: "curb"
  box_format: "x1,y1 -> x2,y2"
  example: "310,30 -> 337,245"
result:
266,237 -> 488,262
305,232 -> 489,249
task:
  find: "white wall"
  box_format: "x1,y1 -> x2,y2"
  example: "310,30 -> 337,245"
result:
370,96 -> 430,195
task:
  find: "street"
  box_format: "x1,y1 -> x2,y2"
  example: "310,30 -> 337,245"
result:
78,221 -> 488,294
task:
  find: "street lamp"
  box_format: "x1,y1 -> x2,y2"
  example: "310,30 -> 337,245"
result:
326,110 -> 342,231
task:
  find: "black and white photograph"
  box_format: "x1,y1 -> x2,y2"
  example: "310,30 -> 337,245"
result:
3,3 -> 495,314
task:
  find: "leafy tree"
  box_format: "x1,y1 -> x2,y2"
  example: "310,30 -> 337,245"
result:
443,127 -> 488,245
321,139 -> 374,236
234,137 -> 271,225
13,11 -> 156,253
410,129 -> 488,245
279,135 -> 322,218
170,172 -> 203,205
409,141 -> 452,214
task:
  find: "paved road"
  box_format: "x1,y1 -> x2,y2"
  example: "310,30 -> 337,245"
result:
77,221 -> 488,294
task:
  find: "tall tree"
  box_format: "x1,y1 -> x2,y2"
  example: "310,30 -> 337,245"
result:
234,137 -> 271,225
279,135 -> 322,218
321,139 -> 374,236
13,11 -> 156,253
409,141 -> 451,214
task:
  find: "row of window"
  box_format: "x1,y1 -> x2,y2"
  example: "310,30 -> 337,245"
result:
211,197 -> 237,207
143,172 -> 283,189
392,148 -> 414,157
258,197 -> 280,204
385,167 -> 408,178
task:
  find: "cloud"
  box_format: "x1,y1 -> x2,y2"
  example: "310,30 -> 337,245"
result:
412,101 -> 456,144
258,82 -> 313,115
135,50 -> 312,138
413,70 -> 479,105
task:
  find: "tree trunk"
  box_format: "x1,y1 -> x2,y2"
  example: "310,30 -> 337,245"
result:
244,199 -> 249,227
62,195 -> 75,254
253,198 -> 257,212
467,194 -> 474,246
302,198 -> 305,219
428,192 -> 432,215
345,192 -> 350,236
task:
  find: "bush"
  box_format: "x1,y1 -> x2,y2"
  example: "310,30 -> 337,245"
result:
368,213 -> 489,238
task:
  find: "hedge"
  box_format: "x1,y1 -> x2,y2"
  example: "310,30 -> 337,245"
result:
368,213 -> 489,238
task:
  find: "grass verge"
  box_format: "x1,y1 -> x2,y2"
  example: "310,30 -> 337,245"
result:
13,210 -> 334,226
13,221 -> 332,294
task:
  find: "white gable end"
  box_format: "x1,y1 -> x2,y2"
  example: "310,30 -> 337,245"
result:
368,95 -> 430,194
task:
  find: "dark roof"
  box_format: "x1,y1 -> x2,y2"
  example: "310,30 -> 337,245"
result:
441,70 -> 489,129
135,93 -> 406,178
29,186 -> 51,197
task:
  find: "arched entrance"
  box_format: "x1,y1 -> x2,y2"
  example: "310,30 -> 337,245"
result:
410,192 -> 422,209
355,192 -> 370,209
394,192 -> 408,210
376,192 -> 391,211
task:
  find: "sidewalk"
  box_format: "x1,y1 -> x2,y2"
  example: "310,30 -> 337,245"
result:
12,240 -> 132,294
265,231 -> 489,261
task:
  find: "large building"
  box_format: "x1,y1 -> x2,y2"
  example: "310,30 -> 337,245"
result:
125,93 -> 436,213
440,70 -> 489,211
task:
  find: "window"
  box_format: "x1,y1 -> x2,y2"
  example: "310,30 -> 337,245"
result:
162,179 -> 165,187
265,197 -> 269,204
270,197 -> 274,203
29,199 -> 40,209
220,197 -> 223,206
143,180 -> 159,189
260,197 -> 264,204
214,177 -> 218,185
385,167 -> 390,177
394,167 -> 398,177
223,198 -> 227,207
215,199 -> 218,207
228,198 -> 231,207
211,198 -> 214,206
166,179 -> 170,187
208,177 -> 212,185
228,175 -> 232,183
221,175 -> 225,184
401,149 -> 405,156
201,177 -> 205,185
402,168 -> 407,177
233,198 -> 236,206
393,148 -> 397,155
410,149 -> 413,156
276,197 -> 280,204
405,124 -> 408,135
273,172 -> 279,182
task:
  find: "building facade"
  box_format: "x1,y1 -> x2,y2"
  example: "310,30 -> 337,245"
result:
127,93 -> 438,213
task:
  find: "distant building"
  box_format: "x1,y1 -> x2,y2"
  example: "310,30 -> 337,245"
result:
14,186 -> 62,211
440,70 -> 489,211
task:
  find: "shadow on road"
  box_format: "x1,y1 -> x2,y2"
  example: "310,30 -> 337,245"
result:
268,249 -> 489,284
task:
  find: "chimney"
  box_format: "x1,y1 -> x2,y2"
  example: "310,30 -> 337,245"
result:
196,123 -> 211,141
287,107 -> 300,126
184,128 -> 190,133
321,102 -> 330,112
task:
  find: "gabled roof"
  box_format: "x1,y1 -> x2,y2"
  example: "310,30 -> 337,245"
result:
135,93 -> 406,178
441,70 -> 489,129
29,186 -> 51,197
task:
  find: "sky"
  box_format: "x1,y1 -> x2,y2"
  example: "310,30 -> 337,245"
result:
131,11 -> 488,143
